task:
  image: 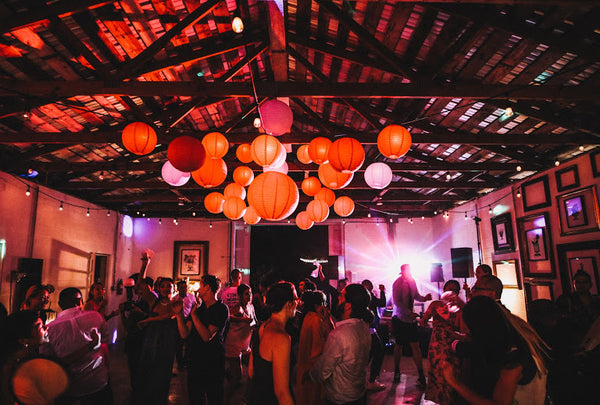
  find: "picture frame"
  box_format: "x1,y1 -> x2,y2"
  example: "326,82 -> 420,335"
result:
521,175 -> 551,212
517,212 -> 555,278
493,259 -> 521,289
490,213 -> 515,254
557,240 -> 600,296
173,241 -> 209,281
556,186 -> 600,235
555,165 -> 580,192
524,280 -> 554,304
590,149 -> 600,178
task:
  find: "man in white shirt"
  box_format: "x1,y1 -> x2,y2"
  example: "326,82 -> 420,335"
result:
40,287 -> 112,404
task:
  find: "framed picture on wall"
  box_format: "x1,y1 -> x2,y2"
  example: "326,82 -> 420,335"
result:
173,241 -> 209,281
557,241 -> 600,296
556,186 -> 600,235
517,212 -> 555,278
555,165 -> 580,192
493,259 -> 521,289
590,149 -> 600,178
521,175 -> 551,212
524,280 -> 554,304
490,213 -> 515,253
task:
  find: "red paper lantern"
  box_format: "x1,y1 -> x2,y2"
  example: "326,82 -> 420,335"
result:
296,144 -> 312,164
243,205 -> 261,225
233,166 -> 254,187
306,199 -> 329,222
236,144 -> 253,163
251,135 -> 283,167
296,211 -> 314,230
161,161 -> 190,187
301,176 -> 321,197
259,99 -> 293,136
204,192 -> 225,214
334,196 -> 355,217
314,188 -> 336,207
247,172 -> 299,221
202,132 -> 229,159
328,137 -> 365,173
377,125 -> 412,159
168,136 -> 206,172
308,137 -> 332,164
122,122 -> 157,155
223,197 -> 247,220
224,183 -> 246,200
191,158 -> 227,188
318,163 -> 353,190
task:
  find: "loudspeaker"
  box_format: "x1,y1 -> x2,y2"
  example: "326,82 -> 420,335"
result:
430,263 -> 444,283
322,256 -> 339,280
451,248 -> 474,278
13,258 -> 43,312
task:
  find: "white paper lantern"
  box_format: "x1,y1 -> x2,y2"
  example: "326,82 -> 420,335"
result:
364,162 -> 393,189
161,161 -> 190,187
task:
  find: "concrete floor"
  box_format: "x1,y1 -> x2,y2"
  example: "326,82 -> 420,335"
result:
108,342 -> 436,405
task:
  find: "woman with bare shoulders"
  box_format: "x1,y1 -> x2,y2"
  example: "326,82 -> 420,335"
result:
249,281 -> 298,405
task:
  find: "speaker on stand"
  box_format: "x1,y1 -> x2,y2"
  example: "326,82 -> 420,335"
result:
430,262 -> 444,299
451,247 -> 474,288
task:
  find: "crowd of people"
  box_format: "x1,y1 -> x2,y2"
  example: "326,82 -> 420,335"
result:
1,252 -> 599,405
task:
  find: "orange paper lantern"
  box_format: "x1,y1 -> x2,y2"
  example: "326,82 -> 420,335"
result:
308,137 -> 332,164
314,187 -> 336,207
297,144 -> 312,164
251,134 -> 283,167
328,137 -> 365,173
204,192 -> 225,214
377,125 -> 412,159
247,172 -> 299,221
296,211 -> 314,230
236,144 -> 253,163
202,132 -> 229,159
334,196 -> 355,217
301,176 -> 322,197
243,205 -> 261,225
191,158 -> 227,188
233,166 -> 254,187
168,136 -> 206,172
122,122 -> 157,155
223,197 -> 247,220
224,183 -> 246,200
318,163 -> 353,190
306,199 -> 329,222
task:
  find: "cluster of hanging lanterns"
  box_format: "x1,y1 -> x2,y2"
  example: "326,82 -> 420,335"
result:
120,101 -> 412,229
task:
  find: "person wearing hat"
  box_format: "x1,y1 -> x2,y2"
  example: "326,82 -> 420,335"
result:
21,284 -> 54,325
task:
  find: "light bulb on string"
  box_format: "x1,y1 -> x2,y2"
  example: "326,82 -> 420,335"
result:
26,186 -> 30,196
159,218 -> 162,224
86,208 -> 90,217
579,145 -> 585,151
516,189 -> 521,198
192,212 -> 196,217
367,212 -> 371,218
147,217 -> 150,221
488,206 -> 493,215
516,165 -> 522,172
464,212 -> 468,220
59,201 -> 63,211
421,216 -> 425,220
107,211 -> 110,216
253,117 -> 261,128
231,16 -> 244,33
209,221 -> 213,229
555,160 -> 560,167
98,171 -> 104,181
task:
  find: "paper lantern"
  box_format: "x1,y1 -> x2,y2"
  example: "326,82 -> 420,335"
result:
204,192 -> 225,214
334,196 -> 355,217
328,137 -> 365,173
306,199 -> 329,222
296,211 -> 314,230
314,187 -> 336,207
191,158 -> 227,188
236,144 -> 253,163
301,176 -> 321,196
364,162 -> 393,189
259,99 -> 293,136
243,205 -> 261,225
318,163 -> 353,190
308,137 -> 332,164
263,161 -> 288,175
223,197 -> 247,220
168,136 -> 206,172
122,122 -> 157,155
161,161 -> 190,187
224,183 -> 246,200
247,172 -> 299,221
269,147 -> 287,169
202,132 -> 229,159
377,125 -> 412,159
233,166 -> 254,187
251,134 -> 283,167
297,144 -> 312,164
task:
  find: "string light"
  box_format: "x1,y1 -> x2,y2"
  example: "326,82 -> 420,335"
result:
488,206 -> 493,215
464,212 -> 468,220
342,219 -> 346,224
253,117 -> 261,128
367,213 -> 371,218
579,145 -> 585,151
554,160 -> 560,166
107,211 -> 110,216
59,201 -> 63,211
209,221 -> 213,229
421,216 -> 425,220
174,218 -> 178,225
389,217 -> 393,223
516,165 -> 522,172
86,208 -> 90,217
232,16 -> 244,33
147,217 -> 150,221
446,173 -> 452,180
192,212 -> 196,217
98,171 -> 104,181
25,186 -> 30,196
159,218 -> 162,224
516,189 -> 521,198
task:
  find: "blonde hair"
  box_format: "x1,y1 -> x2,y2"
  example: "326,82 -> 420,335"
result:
502,307 -> 550,376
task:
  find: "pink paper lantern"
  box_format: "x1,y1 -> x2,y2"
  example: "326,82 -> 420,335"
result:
364,162 -> 393,189
161,161 -> 190,187
263,161 -> 289,175
259,99 -> 293,136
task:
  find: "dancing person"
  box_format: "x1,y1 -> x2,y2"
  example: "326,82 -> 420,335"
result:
361,279 -> 387,391
463,264 -> 492,299
85,282 -> 119,321
20,284 -> 54,325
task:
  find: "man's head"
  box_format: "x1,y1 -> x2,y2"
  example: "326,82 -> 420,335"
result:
230,269 -> 242,286
201,274 -> 221,297
23,284 -> 54,312
177,280 -> 188,295
337,278 -> 348,292
400,263 -> 412,278
342,283 -> 372,322
443,280 -> 460,295
361,279 -> 374,292
475,264 -> 493,279
573,270 -> 592,293
58,287 -> 83,310
472,274 -> 503,300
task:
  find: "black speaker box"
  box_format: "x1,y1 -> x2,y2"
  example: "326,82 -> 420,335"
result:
430,262 -> 444,283
13,258 -> 43,312
450,248 -> 474,279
